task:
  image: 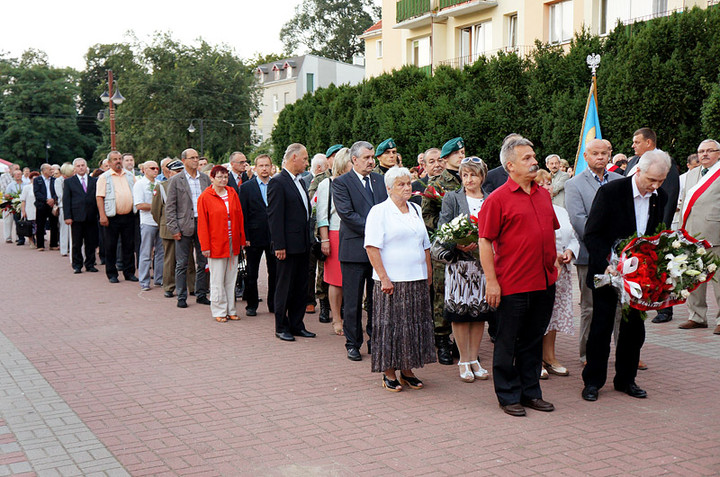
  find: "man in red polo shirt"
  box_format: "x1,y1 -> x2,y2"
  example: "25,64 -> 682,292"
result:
479,136 -> 560,417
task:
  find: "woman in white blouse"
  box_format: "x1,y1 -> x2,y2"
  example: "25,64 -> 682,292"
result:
56,163 -> 74,257
536,170 -> 579,378
365,167 -> 435,392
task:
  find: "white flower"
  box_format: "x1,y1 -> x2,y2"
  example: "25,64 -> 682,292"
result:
698,273 -> 707,282
681,289 -> 690,299
672,240 -> 682,249
709,263 -> 718,273
697,247 -> 707,255
665,277 -> 674,285
665,253 -> 675,260
673,254 -> 688,263
696,258 -> 704,269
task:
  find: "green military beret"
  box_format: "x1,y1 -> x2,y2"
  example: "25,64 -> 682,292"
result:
325,144 -> 343,157
440,137 -> 465,158
375,138 -> 396,157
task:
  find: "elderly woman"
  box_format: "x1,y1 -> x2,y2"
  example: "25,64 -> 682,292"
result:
436,157 -> 492,382
198,165 -> 246,323
535,169 -> 579,378
316,147 -> 353,335
55,162 -> 74,257
365,167 -> 435,392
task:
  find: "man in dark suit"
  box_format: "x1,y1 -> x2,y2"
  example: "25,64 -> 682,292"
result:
63,158 -> 99,273
332,141 -> 389,361
267,143 -> 316,341
33,163 -> 59,251
227,151 -> 251,196
582,150 -> 670,402
624,128 -> 680,323
239,154 -> 276,317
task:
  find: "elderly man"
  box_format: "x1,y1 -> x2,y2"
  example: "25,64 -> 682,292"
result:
546,154 -> 569,207
227,151 -> 250,196
564,139 -> 624,365
166,149 -> 211,308
582,150 -> 670,402
302,154 -> 327,190
268,143 -> 316,341
96,151 -> 138,283
671,153 -> 700,230
158,157 -> 173,182
63,158 -> 99,273
133,160 -> 164,291
372,138 -> 398,175
33,163 -> 59,251
479,136 -> 558,417
410,147 -> 444,206
677,140 -> 720,334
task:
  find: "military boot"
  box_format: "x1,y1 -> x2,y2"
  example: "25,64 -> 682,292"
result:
436,335 -> 454,365
319,298 -> 331,323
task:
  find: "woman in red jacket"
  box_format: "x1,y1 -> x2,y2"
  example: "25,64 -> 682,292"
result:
198,165 -> 246,322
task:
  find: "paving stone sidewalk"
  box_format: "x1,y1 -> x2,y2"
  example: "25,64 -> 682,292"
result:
0,243 -> 719,476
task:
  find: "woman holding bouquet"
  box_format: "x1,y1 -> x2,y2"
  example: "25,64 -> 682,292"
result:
365,167 -> 435,392
535,170 -> 579,378
436,157 -> 492,382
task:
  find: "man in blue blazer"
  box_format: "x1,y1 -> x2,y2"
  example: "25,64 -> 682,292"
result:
33,163 -> 59,251
332,141 -> 389,361
267,144 -> 316,341
63,158 -> 99,273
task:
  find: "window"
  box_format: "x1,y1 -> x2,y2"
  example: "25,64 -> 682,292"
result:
600,0 -> 669,34
507,14 -> 518,49
306,73 -> 314,93
549,1 -> 573,44
283,92 -> 289,106
459,21 -> 493,66
376,40 -> 383,58
274,69 -> 280,80
411,36 -> 431,67
273,94 -> 279,113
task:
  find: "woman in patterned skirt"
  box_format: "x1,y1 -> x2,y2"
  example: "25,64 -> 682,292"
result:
365,167 -> 435,392
535,169 -> 579,378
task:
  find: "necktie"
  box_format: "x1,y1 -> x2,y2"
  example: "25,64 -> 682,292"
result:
81,176 -> 87,192
701,168 -> 709,177
363,176 -> 374,203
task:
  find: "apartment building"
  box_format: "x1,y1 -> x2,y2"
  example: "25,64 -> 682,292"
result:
361,0 -> 714,78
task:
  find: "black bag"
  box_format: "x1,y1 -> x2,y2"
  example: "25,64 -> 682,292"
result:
235,249 -> 247,299
16,219 -> 32,237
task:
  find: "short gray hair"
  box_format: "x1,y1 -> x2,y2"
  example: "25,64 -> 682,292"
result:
500,136 -> 534,171
423,148 -> 441,161
637,149 -> 671,174
229,151 -> 245,162
106,150 -> 120,161
40,163 -> 51,173
160,157 -> 172,168
310,154 -> 328,174
384,166 -> 412,189
332,148 -> 352,177
283,143 -> 306,162
350,141 -> 373,161
699,139 -> 720,150
72,157 -> 87,167
544,154 -> 560,165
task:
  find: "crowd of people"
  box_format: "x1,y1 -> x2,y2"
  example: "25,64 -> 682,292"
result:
1,127 -> 718,416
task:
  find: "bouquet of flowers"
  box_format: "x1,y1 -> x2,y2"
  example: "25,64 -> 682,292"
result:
432,213 -> 479,247
0,192 -> 21,215
595,229 -> 720,313
413,184 -> 445,204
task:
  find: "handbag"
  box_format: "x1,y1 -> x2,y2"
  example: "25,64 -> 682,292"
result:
311,179 -> 333,262
235,248 -> 247,299
16,219 -> 32,237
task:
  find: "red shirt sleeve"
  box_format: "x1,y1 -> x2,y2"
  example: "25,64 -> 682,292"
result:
478,195 -> 502,241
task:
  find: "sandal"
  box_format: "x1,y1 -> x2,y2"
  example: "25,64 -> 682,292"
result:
215,316 -> 227,323
332,320 -> 344,335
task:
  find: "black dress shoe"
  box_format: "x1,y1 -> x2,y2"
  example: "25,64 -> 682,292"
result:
436,336 -> 454,365
292,329 -> 316,338
108,276 -> 119,283
582,385 -> 599,401
124,275 -> 139,282
73,268 -> 82,274
500,403 -> 526,417
164,291 -> 174,298
614,383 -> 647,398
177,299 -> 188,308
246,308 -> 257,317
86,266 -> 99,272
275,331 -> 295,341
196,296 -> 211,305
521,398 -> 555,412
347,347 -> 362,361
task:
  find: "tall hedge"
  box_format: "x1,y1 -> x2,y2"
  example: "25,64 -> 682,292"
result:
272,6 -> 720,169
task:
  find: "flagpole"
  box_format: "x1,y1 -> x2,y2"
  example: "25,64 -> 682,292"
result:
574,53 -> 602,174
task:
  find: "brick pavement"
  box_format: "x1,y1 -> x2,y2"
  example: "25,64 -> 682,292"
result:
1,243 -> 719,476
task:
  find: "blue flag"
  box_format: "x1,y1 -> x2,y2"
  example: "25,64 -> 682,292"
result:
575,83 -> 602,175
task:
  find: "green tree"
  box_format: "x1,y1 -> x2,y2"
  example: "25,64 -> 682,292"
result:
280,0 -> 378,63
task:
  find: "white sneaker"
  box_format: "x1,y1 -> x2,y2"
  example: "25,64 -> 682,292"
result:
470,360 -> 489,380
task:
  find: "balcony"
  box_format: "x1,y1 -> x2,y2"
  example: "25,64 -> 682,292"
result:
436,46 -> 534,69
395,0 -> 432,29
436,0 -> 497,19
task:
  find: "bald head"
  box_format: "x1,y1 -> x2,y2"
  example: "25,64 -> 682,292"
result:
584,139 -> 611,175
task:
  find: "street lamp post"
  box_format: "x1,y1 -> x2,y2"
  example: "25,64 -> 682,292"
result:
45,141 -> 51,162
100,70 -> 126,151
188,119 -> 204,156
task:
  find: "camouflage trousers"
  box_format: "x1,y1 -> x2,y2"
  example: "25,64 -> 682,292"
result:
316,258 -> 328,300
307,253 -> 329,304
432,260 -> 451,337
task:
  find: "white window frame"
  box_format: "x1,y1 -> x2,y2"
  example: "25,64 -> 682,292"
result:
459,21 -> 492,67
376,40 -> 383,59
549,0 -> 573,45
273,94 -> 279,113
410,36 -> 431,68
507,14 -> 518,49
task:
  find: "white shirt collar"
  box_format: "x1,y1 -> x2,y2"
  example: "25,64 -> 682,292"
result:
353,169 -> 368,183
284,167 -> 298,181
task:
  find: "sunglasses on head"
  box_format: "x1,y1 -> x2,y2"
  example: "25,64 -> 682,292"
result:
461,156 -> 483,164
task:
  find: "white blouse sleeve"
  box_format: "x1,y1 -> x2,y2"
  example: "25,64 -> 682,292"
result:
363,203 -> 384,249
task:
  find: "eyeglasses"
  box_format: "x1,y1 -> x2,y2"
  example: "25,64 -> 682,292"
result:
697,149 -> 720,155
461,156 -> 483,164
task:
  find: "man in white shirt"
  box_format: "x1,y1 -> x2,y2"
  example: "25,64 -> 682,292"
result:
134,160 -> 164,291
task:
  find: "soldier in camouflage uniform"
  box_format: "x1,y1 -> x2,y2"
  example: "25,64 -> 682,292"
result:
308,144 -> 343,323
422,137 -> 465,365
372,138 -> 398,175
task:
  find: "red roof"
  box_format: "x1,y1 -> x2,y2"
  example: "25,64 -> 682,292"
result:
363,20 -> 382,34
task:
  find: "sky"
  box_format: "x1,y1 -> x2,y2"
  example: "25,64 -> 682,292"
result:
2,0 -> 307,69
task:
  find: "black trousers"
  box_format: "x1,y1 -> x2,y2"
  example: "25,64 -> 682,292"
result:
35,203 -> 59,249
582,286 -> 645,390
103,213 -> 135,279
245,245 -> 276,312
341,261 -> 374,351
70,219 -> 98,270
492,286 -> 555,406
274,251 -> 309,334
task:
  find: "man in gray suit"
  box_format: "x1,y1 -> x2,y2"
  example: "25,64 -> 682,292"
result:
166,148 -> 212,309
565,139 -> 623,364
546,154 -> 569,207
